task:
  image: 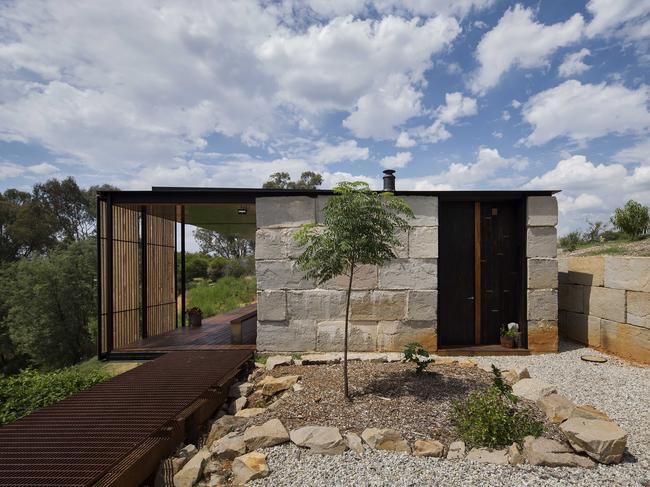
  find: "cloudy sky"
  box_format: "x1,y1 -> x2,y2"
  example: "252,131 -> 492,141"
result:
0,0 -> 649,234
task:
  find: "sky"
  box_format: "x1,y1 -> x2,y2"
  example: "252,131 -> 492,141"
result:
0,0 -> 649,235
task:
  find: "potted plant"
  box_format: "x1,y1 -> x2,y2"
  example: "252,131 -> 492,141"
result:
187,307 -> 202,327
500,322 -> 519,348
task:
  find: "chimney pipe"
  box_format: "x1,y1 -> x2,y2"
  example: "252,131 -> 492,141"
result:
383,169 -> 396,192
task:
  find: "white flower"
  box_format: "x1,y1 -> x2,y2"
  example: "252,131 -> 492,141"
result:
507,322 -> 519,332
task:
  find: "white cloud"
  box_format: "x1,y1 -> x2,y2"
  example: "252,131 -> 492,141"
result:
0,162 -> 25,180
558,48 -> 591,77
525,155 -> 626,190
501,110 -> 511,121
310,140 -> 369,165
586,0 -> 650,39
395,131 -> 416,148
379,151 -> 412,169
293,0 -> 495,19
614,139 -> 650,165
511,99 -> 522,108
470,5 -> 584,94
436,92 -> 478,124
492,131 -> 503,138
522,80 -> 650,146
28,163 -> 59,175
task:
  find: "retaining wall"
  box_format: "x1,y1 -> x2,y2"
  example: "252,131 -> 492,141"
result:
558,256 -> 650,363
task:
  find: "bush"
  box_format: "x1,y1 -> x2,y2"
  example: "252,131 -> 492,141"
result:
611,200 -> 650,240
449,367 -> 544,448
0,367 -> 109,425
186,276 -> 256,317
207,256 -> 230,281
559,231 -> 582,251
403,342 -> 431,374
185,254 -> 209,280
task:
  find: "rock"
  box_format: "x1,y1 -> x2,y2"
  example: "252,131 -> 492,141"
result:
206,416 -> 248,447
173,449 -> 210,487
384,352 -> 403,362
507,443 -> 524,465
502,367 -> 531,383
446,441 -> 466,459
361,428 -> 410,453
228,382 -> 254,398
560,418 -> 628,464
301,353 -> 341,365
266,355 -> 292,371
413,439 -> 444,457
242,418 -> 290,450
523,436 -> 596,468
466,448 -> 509,465
210,432 -> 246,460
512,378 -> 557,402
344,432 -> 364,455
259,375 -> 300,396
290,426 -> 346,454
538,393 -> 576,423
170,444 -> 198,473
433,357 -> 456,365
235,408 -> 266,418
228,396 -> 247,415
458,359 -> 477,368
292,383 -> 304,392
246,391 -> 268,408
570,404 -> 611,421
231,452 -> 269,484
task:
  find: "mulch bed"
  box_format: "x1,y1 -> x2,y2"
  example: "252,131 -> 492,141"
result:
250,361 -> 564,444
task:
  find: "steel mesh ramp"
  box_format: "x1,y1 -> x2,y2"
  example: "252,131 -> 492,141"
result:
0,350 -> 252,487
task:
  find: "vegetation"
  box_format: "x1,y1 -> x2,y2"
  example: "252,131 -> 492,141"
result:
193,228 -> 253,258
449,366 -> 544,448
187,276 -> 256,318
294,181 -> 413,399
558,231 -> 582,251
403,342 -> 431,374
611,200 -> 650,239
263,171 -> 323,189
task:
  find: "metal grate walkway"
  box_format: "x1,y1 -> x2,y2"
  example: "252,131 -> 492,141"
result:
0,350 -> 252,487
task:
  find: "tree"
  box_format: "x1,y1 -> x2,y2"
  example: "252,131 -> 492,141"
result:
263,171 -> 323,189
293,181 -> 413,399
583,220 -> 604,243
193,228 -> 253,259
611,200 -> 650,239
559,231 -> 581,251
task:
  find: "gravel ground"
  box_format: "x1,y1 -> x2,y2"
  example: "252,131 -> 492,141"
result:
251,340 -> 650,487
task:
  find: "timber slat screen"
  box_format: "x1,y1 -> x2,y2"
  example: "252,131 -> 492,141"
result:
98,201 -> 177,357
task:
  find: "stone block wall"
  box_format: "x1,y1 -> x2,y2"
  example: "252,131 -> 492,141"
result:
526,196 -> 559,352
255,195 -> 439,352
558,256 -> 650,363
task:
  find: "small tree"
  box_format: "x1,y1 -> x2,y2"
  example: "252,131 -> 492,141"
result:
559,231 -> 581,251
294,181 -> 413,399
611,200 -> 650,240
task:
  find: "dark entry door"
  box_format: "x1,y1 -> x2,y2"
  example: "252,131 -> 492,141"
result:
438,201 -> 475,346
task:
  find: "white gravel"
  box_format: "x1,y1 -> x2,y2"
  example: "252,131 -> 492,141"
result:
250,340 -> 650,487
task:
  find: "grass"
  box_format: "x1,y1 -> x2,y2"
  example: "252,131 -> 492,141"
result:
561,235 -> 650,256
186,275 -> 256,318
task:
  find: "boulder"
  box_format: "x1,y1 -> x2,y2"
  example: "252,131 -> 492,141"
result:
173,449 -> 210,487
570,404 -> 610,421
246,391 -> 268,408
242,418 -> 290,450
289,426 -> 346,454
259,375 -> 300,396
228,397 -> 247,415
512,378 -> 557,402
301,353 -> 342,365
210,432 -> 246,460
523,436 -> 596,468
413,439 -> 444,457
266,355 -> 292,371
231,452 -> 269,484
344,432 -> 364,455
361,428 -> 410,453
507,443 -> 524,465
446,441 -> 466,459
560,418 -> 627,464
170,444 -> 198,473
228,382 -> 254,398
206,416 -> 248,447
466,448 -> 509,465
293,383 -> 304,392
503,367 -> 531,384
538,393 -> 576,423
235,408 -> 266,418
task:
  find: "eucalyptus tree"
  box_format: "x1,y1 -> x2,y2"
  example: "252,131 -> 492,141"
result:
294,181 -> 413,399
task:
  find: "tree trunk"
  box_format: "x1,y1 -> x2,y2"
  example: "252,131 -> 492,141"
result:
343,264 -> 354,400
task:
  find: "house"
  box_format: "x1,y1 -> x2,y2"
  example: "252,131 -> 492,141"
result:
96,171 -> 559,359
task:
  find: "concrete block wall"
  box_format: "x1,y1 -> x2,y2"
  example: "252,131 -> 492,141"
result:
559,256 -> 650,363
526,196 -> 559,352
255,195 -> 439,352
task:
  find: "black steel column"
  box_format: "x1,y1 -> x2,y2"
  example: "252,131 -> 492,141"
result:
106,195 -> 114,355
174,208 -> 178,328
140,207 -> 148,339
180,205 -> 186,327
96,196 -> 103,359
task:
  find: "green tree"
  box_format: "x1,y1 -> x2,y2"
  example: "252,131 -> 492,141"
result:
611,200 -> 650,239
293,181 -> 412,399
193,228 -> 253,258
263,171 -> 323,189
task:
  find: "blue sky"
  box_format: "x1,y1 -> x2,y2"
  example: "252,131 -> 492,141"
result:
0,0 -> 649,234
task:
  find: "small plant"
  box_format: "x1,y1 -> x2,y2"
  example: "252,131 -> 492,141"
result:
403,342 -> 431,374
291,352 -> 302,361
254,354 -> 268,365
559,231 -> 582,251
491,365 -> 517,403
500,322 -> 519,338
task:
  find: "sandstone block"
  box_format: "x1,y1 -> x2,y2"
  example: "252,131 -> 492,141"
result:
527,196 -> 558,226
512,378 -> 557,402
256,196 -> 315,228
378,259 -> 437,290
235,408 -> 266,418
600,319 -> 650,364
408,227 -> 438,258
173,449 -> 210,487
255,228 -> 290,260
257,291 -> 286,322
256,260 -> 312,290
315,195 -> 331,224
413,439 -> 444,457
377,320 -> 437,352
228,397 -> 247,415
265,356 -> 292,371
210,432 -> 246,460
406,290 -> 437,321
399,196 -> 438,226
290,426 -> 346,454
604,257 -> 650,292
242,419 -> 290,450
567,256 -> 605,286
350,291 -> 407,321
258,375 -> 299,396
287,290 -> 347,320
523,436 -> 595,468
559,284 -> 584,313
231,451 -> 269,484
538,393 -> 576,423
584,286 -> 625,322
316,321 -> 378,352
560,312 -> 600,347
508,443 -> 524,465
361,428 -> 410,453
228,382 -> 254,398
393,228 -> 409,258
528,258 -> 558,289
526,227 -> 557,258
627,291 -> 650,329
502,367 -> 530,384
206,416 -> 248,447
320,264 -> 377,290
256,320 -> 317,352
558,257 -> 568,283
466,447 -> 509,465
527,320 -> 558,352
344,432 -> 364,455
571,405 -> 610,422
447,441 -> 465,459
560,417 -> 628,464
527,289 -> 558,320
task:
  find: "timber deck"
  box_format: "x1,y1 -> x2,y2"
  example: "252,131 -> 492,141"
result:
0,349 -> 252,487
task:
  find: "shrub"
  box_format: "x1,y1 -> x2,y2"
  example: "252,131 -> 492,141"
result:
611,200 -> 650,239
559,231 -> 582,251
449,367 -> 544,448
0,367 -> 109,425
403,342 -> 431,374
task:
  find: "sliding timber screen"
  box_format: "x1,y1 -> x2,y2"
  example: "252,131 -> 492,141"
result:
145,213 -> 176,338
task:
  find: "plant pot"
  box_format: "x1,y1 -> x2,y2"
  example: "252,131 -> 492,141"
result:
189,314 -> 202,327
500,336 -> 515,348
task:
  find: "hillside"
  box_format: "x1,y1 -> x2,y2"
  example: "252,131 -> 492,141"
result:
559,237 -> 650,257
